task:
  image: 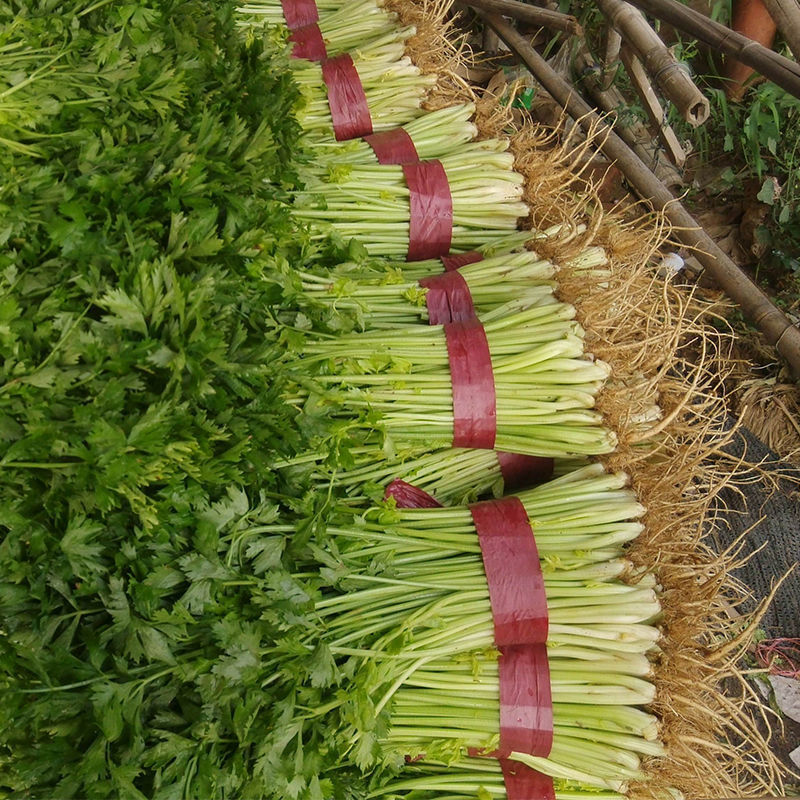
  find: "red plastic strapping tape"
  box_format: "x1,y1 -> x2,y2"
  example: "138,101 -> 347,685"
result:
498,644 -> 553,758
500,759 -> 556,800
469,496 -> 548,645
289,23 -> 327,61
440,251 -> 484,272
384,479 -> 443,509
445,320 -> 496,449
281,0 -> 318,29
363,128 -> 419,165
496,453 -> 555,492
321,54 -> 373,141
402,160 -> 453,261
467,645 -> 553,761
419,270 -> 476,325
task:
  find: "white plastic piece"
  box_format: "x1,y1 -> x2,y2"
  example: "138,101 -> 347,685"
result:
657,252 -> 685,277
770,675 -> 800,724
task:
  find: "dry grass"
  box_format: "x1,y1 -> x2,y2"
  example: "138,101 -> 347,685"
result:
736,381 -> 800,465
383,0 -> 475,108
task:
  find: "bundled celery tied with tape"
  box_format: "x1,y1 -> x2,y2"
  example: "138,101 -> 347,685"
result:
283,302 -> 616,458
289,30 -> 434,140
310,103 -> 483,163
276,441 -> 588,505
238,0 -> 399,58
293,148 -> 528,256
288,246 -> 609,330
270,465 -> 661,793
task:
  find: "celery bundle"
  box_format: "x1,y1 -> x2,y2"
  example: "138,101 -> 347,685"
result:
238,0 -> 399,58
285,306 -> 616,457
298,466 -> 661,790
311,103 -> 481,163
316,466 -> 649,640
293,149 -> 528,256
292,247 -> 608,330
238,0 -> 386,27
370,759 -> 628,799
291,32 -> 435,140
278,443 -> 587,505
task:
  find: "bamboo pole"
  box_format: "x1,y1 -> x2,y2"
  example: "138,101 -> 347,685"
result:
461,0 -> 582,35
624,0 -> 800,97
595,0 -> 710,125
762,0 -> 800,61
601,27 -> 623,89
619,43 -> 687,165
576,47 -> 685,186
480,10 -> 800,378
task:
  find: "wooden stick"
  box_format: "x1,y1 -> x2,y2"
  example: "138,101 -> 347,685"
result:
624,0 -> 800,96
461,0 -> 582,35
601,28 -> 623,89
762,0 -> 800,61
595,0 -> 709,125
576,47 -> 685,186
619,43 -> 687,166
480,10 -> 800,378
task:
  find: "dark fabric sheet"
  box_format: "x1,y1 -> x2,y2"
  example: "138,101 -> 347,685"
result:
712,420 -> 800,639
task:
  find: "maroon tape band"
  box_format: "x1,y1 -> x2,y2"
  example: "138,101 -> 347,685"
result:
281,0 -> 318,29
496,453 -> 555,492
419,270 -> 476,325
469,496 -> 548,645
500,759 -> 556,800
402,161 -> 453,261
440,251 -> 484,272
469,644 -> 553,759
363,128 -> 419,165
289,23 -> 327,61
467,645 -> 553,760
322,54 -> 373,141
498,644 -> 553,757
445,320 -> 496,449
384,479 -> 442,508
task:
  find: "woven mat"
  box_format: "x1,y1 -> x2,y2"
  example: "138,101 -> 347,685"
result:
712,420 -> 800,639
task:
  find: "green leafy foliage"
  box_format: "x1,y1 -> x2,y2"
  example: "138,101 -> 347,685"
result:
0,1 -> 334,796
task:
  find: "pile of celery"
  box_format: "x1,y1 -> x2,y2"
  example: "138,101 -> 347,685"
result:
2,1 -> 681,799
263,466 -> 661,794
284,304 -> 616,458
293,148 -> 529,256
253,2 -> 667,799
238,0 -> 400,57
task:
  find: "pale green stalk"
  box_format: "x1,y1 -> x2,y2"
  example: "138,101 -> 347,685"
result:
293,151 -> 529,254
309,103 -> 480,163
238,0 -> 398,59
287,307 -> 616,456
293,52 -> 435,140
